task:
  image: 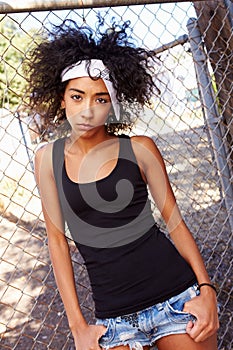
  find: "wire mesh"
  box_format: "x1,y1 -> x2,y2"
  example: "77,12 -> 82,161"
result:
0,1 -> 232,349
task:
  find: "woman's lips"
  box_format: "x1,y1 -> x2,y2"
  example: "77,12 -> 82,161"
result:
77,123 -> 94,131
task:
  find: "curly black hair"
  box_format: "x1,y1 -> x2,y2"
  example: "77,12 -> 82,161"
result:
24,15 -> 158,135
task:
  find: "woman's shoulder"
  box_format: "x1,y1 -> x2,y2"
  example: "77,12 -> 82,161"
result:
34,143 -> 53,184
130,135 -> 164,166
35,137 -> 66,156
35,141 -> 54,159
130,134 -> 153,144
34,140 -> 59,176
130,135 -> 159,152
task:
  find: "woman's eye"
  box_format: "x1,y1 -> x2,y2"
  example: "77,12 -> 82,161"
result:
97,97 -> 108,104
71,95 -> 82,101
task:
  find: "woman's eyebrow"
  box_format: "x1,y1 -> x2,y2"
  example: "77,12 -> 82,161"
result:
68,88 -> 109,96
68,88 -> 85,94
95,92 -> 110,96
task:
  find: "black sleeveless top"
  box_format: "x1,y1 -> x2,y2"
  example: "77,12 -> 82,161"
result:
52,135 -> 196,318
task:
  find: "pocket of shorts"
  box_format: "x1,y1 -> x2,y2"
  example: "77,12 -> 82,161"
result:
97,318 -> 116,345
165,286 -> 198,323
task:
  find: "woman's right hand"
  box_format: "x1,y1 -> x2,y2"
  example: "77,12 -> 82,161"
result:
73,323 -> 107,350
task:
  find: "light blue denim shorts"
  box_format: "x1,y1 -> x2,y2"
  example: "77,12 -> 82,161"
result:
96,284 -> 199,349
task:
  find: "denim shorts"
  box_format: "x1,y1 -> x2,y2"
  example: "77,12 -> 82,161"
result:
96,284 -> 199,349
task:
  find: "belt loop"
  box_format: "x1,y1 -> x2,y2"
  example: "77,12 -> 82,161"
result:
156,302 -> 163,311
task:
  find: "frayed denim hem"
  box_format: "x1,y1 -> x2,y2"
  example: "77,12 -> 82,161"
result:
101,340 -> 157,349
101,341 -> 142,349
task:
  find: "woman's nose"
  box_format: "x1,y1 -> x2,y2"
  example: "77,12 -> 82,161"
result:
80,100 -> 94,119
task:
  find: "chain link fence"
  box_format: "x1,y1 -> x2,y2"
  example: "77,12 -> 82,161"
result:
0,1 -> 232,349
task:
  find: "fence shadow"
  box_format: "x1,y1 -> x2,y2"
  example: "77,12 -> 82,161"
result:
0,217 -> 94,349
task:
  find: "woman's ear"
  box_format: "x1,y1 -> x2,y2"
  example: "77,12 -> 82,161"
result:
61,99 -> 65,109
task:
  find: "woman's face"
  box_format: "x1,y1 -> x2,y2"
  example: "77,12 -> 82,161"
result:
62,76 -> 112,135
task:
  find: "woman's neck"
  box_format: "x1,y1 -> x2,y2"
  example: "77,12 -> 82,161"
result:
68,126 -> 115,155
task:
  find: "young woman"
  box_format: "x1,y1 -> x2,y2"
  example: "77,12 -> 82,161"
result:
25,17 -> 219,350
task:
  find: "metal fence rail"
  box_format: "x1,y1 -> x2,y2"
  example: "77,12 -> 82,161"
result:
0,1 -> 232,349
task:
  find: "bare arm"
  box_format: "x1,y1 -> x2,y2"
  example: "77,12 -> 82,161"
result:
34,144 -> 105,349
132,135 -> 219,342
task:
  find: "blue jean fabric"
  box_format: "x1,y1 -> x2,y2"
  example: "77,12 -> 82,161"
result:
96,284 -> 199,349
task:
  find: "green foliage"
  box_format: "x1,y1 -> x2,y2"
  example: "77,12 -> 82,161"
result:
0,16 -> 37,110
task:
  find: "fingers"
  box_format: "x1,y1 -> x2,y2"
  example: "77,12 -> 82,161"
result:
74,324 -> 107,350
97,325 -> 107,339
186,316 -> 219,342
186,320 -> 194,334
184,295 -> 219,342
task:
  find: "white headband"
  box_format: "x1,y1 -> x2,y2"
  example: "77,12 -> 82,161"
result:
61,59 -> 120,121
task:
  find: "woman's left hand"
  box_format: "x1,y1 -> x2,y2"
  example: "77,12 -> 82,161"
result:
183,287 -> 219,342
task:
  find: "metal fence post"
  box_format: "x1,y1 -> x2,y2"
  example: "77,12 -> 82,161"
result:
224,0 -> 233,28
187,17 -> 233,235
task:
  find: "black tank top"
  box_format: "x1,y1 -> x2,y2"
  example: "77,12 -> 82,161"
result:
52,135 -> 196,318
